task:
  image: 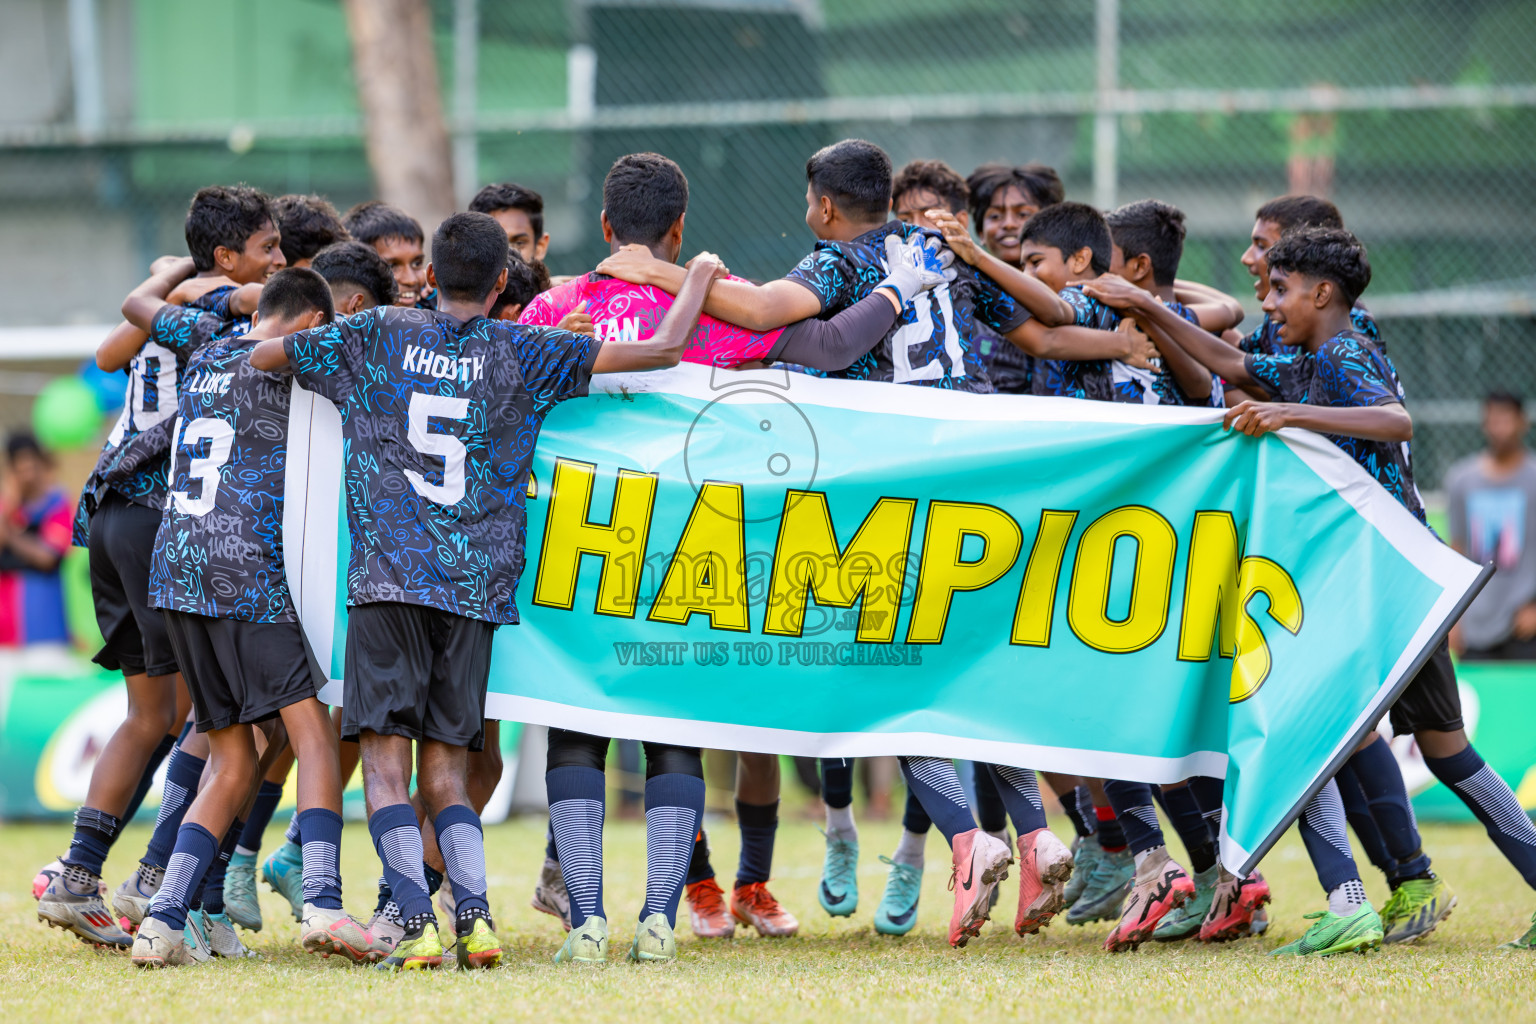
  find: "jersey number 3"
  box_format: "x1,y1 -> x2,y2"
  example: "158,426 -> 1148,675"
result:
169,417 -> 235,516
405,392 -> 469,505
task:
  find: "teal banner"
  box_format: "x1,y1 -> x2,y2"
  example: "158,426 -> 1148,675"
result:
283,363 -> 1484,872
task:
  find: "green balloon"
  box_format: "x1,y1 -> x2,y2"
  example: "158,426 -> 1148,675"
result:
33,376 -> 104,451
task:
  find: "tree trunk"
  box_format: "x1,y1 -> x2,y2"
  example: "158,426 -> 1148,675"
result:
342,0 -> 456,247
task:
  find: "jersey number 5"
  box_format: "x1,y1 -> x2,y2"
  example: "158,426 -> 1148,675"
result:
405,391 -> 469,505
169,416 -> 235,516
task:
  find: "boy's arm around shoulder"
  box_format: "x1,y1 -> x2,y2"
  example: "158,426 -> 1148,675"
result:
596,244 -> 821,331
592,255 -> 723,373
249,338 -> 290,372
103,256 -> 198,370
1081,275 -> 1258,387
1173,279 -> 1245,331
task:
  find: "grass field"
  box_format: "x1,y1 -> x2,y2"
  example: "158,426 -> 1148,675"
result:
2,815 -> 1533,1023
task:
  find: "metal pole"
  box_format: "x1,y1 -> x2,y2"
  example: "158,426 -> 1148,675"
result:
452,0 -> 479,208
1092,0 -> 1119,211
67,0 -> 104,138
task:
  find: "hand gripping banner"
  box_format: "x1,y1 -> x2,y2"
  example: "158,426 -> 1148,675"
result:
283,362 -> 1486,872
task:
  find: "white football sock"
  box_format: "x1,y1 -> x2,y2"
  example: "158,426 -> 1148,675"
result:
1327,878 -> 1368,915
892,829 -> 926,868
825,804 -> 857,843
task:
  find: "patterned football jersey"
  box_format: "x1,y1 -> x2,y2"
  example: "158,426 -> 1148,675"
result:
1031,286 -> 1123,402
973,318 -> 1033,395
149,334 -> 296,622
1240,304 -> 1381,357
189,285 -> 254,339
285,306 -> 599,624
1152,300 -> 1223,408
1033,289 -> 1218,406
1246,329 -> 1424,523
783,220 -> 1025,392
73,304 -> 225,545
520,272 -> 784,368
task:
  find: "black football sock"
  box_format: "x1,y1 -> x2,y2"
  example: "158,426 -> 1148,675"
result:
734,799 -> 778,888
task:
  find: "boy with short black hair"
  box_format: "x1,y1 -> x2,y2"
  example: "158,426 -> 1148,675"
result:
469,182 -> 550,264
123,267 -> 371,967
311,240 -> 399,313
250,211 -> 723,969
208,239 -> 399,933
343,199 -> 432,308
1102,198 -> 1238,407
1088,227 -> 1536,953
1237,194 -> 1377,361
998,202 -> 1204,411
272,194 -> 350,268
172,185 -> 286,335
525,151 -> 948,949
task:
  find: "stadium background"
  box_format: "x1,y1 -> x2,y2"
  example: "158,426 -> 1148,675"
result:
0,0 -> 1533,823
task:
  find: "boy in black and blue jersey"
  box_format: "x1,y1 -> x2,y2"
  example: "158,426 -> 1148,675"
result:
1090,227 -> 1536,954
251,212 -> 722,969
123,268 -> 372,967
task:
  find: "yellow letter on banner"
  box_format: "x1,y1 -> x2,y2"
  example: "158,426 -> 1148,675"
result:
1177,511 -> 1241,661
1231,556 -> 1304,702
763,491 -> 916,642
1067,506 -> 1177,654
533,458 -> 656,617
905,501 -> 1023,644
1010,510 -> 1079,647
647,481 -> 750,631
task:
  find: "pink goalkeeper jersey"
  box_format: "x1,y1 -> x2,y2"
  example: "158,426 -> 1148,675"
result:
518,273 -> 784,368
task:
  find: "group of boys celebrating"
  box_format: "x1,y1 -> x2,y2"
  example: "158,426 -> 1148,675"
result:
30,135 -> 1536,970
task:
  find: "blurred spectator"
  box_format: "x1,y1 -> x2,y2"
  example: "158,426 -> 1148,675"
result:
1447,392 -> 1536,660
0,433 -> 73,648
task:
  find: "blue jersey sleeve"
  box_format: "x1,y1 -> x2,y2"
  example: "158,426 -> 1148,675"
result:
1349,305 -> 1381,344
967,267 -> 1030,334
284,308 -> 374,404
1243,351 -> 1294,400
189,284 -> 235,321
514,326 -> 600,415
1312,337 -> 1400,408
783,248 -> 856,314
1061,287 -> 1120,330
148,303 -> 223,356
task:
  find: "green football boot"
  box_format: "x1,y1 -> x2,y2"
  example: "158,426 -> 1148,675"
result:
1269,905 -> 1383,957
375,921 -> 445,972
1153,863 -> 1218,942
628,912 -> 678,963
1499,912 -> 1536,950
1062,836 -> 1099,909
1381,876 -> 1456,944
1066,847 -> 1133,925
456,915 -> 503,969
818,835 -> 859,917
873,857 -> 922,936
222,851 -> 262,932
553,915 -> 608,964
260,840 -> 306,923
